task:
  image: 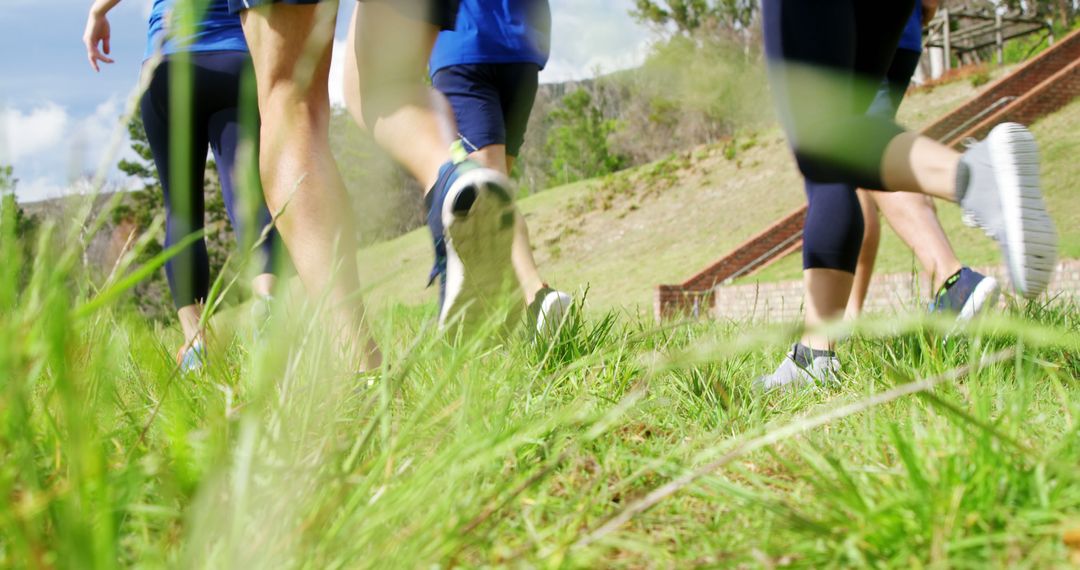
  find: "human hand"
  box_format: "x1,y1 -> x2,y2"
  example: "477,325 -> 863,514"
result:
83,10 -> 115,72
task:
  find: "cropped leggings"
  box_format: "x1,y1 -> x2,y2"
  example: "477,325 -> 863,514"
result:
141,51 -> 278,308
763,0 -> 916,273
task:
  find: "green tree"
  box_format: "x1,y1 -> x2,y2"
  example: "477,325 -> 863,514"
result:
632,0 -> 759,36
544,89 -> 626,185
0,166 -> 37,239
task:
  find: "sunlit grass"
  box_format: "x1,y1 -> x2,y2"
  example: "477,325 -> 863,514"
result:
3,4 -> 1079,566
3,193 -> 1080,566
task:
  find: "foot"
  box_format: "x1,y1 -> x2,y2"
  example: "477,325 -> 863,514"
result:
929,267 -> 1001,320
754,343 -> 840,392
426,160 -> 518,331
527,286 -> 573,339
176,340 -> 206,375
956,123 -> 1057,298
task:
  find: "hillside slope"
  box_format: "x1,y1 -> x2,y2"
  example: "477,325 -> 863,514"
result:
357,67 -> 1078,315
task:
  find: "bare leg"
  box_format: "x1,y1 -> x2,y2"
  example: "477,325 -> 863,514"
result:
343,4 -> 456,191
177,304 -> 205,348
241,5 -> 380,371
872,191 -> 962,292
881,132 -> 960,201
845,190 -> 880,319
466,146 -> 545,304
801,268 -> 854,351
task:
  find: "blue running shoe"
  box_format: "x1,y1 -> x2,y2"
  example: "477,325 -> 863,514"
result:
425,159 -> 517,330
929,267 -> 1001,320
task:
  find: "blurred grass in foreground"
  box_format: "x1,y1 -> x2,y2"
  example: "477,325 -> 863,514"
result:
2,189 -> 1080,567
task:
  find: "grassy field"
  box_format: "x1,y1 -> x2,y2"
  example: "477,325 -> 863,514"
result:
3,196 -> 1080,566
357,68 -> 1079,315
4,64 -> 1080,568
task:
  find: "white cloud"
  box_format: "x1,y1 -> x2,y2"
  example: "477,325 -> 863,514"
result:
0,103 -> 69,163
541,0 -> 655,83
15,177 -> 67,203
2,97 -> 139,204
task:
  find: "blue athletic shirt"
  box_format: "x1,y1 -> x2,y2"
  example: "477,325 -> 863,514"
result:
898,3 -> 923,52
145,0 -> 248,60
429,0 -> 552,76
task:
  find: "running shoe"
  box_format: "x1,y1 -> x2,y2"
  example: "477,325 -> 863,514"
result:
176,340 -> 206,375
928,267 -> 1000,320
957,123 -> 1057,298
426,159 -> 518,330
527,286 -> 573,339
754,343 -> 840,392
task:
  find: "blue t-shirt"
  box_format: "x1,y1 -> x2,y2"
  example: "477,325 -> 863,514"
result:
145,0 -> 248,60
898,3 -> 923,52
429,0 -> 552,75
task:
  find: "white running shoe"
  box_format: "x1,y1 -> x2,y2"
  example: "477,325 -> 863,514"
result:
754,343 -> 841,393
528,287 -> 573,338
426,160 -> 518,331
957,123 -> 1057,298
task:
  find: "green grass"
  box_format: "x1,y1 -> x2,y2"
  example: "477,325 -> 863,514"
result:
4,196 -> 1080,566
4,57 -> 1079,569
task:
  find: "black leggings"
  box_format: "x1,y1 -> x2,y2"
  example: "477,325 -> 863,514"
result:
141,51 -> 278,308
763,0 -> 915,273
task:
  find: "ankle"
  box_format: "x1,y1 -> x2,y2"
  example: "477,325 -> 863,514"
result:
793,342 -> 836,367
933,266 -> 964,294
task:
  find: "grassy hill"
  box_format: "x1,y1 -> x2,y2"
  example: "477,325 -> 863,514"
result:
358,66 -> 1079,316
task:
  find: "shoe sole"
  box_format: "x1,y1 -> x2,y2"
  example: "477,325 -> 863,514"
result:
536,291 -> 573,338
440,168 -> 518,332
957,276 -> 1001,321
988,123 -> 1058,298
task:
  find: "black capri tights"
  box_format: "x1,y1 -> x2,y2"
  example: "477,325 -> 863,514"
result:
141,51 -> 278,309
763,0 -> 915,273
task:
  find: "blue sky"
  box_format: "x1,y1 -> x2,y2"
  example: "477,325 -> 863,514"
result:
1,0 -> 653,202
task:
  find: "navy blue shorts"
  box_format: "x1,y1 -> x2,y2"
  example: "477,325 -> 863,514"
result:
228,0 -> 459,29
431,63 -> 540,157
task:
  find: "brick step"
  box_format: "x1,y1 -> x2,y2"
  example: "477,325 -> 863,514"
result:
712,260 -> 1080,323
950,57 -> 1080,144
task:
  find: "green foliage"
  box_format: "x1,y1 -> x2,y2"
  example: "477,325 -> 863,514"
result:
544,89 -> 627,185
632,0 -> 758,35
970,68 -> 992,87
0,167 -> 39,279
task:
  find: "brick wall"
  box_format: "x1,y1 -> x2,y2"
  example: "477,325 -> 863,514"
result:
655,208 -> 805,319
712,260 -> 1080,323
654,28 -> 1080,322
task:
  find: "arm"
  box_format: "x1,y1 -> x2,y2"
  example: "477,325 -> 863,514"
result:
83,0 -> 123,72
